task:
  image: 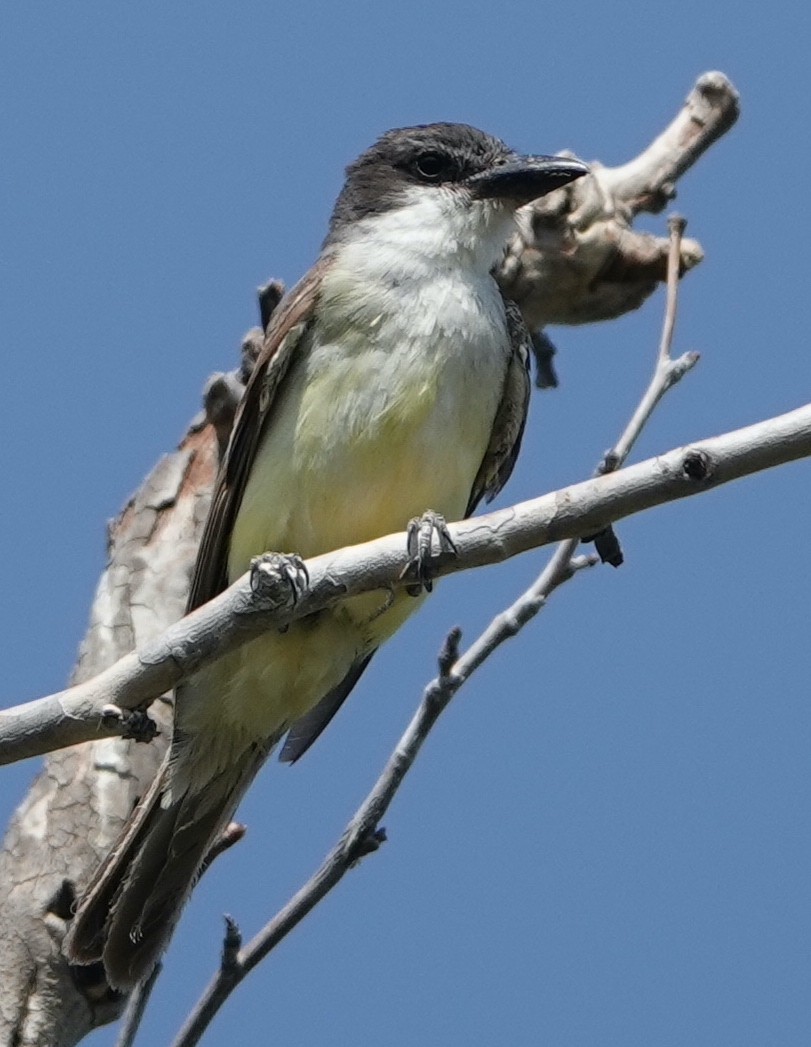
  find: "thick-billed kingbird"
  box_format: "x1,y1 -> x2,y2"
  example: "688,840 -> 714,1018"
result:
66,122 -> 588,988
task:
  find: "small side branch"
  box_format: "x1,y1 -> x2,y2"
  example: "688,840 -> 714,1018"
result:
498,73 -> 739,330
601,72 -> 741,213
601,215 -> 700,476
113,962 -> 162,1047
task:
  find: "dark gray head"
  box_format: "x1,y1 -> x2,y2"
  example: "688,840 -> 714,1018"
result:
326,122 -> 588,244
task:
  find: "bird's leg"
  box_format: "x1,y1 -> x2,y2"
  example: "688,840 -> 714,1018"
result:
401,510 -> 458,596
99,705 -> 159,743
249,553 -> 310,630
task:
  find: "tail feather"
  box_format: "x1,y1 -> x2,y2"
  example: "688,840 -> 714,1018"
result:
66,742 -> 274,990
103,780 -> 234,989
66,758 -> 170,966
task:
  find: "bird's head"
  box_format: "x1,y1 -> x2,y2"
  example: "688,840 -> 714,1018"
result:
326,123 -> 588,270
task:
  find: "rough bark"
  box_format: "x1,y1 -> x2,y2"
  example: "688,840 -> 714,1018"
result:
0,73 -> 739,1047
0,422 -> 219,1045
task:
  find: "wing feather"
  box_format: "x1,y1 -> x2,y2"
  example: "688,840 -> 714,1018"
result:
187,262 -> 327,611
465,295 -> 532,517
278,654 -> 375,763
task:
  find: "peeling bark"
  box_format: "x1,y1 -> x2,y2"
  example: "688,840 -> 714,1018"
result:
0,424 -> 219,1046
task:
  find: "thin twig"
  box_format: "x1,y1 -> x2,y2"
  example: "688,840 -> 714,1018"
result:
172,611 -> 571,1047
113,961 -> 162,1047
588,214 -> 697,564
604,216 -> 699,475
658,215 -> 686,364
199,823 -> 246,877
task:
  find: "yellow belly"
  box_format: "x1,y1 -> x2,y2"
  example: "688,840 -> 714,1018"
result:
176,305 -> 506,776
231,341 -> 495,564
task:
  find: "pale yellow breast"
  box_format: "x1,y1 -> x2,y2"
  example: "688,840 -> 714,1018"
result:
180,266 -> 510,763
230,273 -> 509,574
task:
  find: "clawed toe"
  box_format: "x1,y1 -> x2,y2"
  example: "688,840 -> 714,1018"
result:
401,510 -> 458,595
249,553 -> 309,621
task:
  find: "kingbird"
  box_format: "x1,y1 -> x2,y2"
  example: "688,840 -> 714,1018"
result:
66,123 -> 588,988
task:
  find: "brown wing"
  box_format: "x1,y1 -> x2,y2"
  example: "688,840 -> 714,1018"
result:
465,295 -> 532,517
187,261 -> 328,612
278,653 -> 374,763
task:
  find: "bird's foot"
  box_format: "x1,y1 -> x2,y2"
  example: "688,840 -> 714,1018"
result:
249,553 -> 309,627
401,510 -> 458,596
99,705 -> 159,743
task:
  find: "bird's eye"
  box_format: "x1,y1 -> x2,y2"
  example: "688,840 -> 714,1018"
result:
414,152 -> 447,181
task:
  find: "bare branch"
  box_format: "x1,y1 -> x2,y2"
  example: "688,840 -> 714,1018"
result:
114,962 -> 162,1047
199,823 -> 247,877
168,629 -> 470,1047
658,215 -> 687,363
600,214 -> 700,478
2,400 -> 809,770
499,72 -> 740,331
600,72 -> 741,213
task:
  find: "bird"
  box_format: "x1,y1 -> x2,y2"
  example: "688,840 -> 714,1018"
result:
65,122 -> 588,989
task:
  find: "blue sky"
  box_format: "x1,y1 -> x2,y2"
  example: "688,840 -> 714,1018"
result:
2,3 -> 810,1045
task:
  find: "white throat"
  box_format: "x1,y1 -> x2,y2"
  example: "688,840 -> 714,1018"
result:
336,185 -> 517,284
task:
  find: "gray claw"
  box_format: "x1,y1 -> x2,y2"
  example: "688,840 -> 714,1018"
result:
249,553 -> 309,614
402,510 -> 457,595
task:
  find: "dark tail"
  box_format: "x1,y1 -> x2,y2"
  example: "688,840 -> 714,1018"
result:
66,747 -> 268,990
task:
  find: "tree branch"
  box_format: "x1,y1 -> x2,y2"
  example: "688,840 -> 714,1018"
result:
113,962 -> 161,1047
499,72 -> 740,332
2,400 -> 809,770
600,72 -> 741,212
